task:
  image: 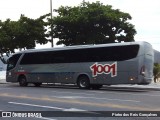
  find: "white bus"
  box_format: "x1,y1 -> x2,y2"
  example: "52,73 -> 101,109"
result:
6,41 -> 154,89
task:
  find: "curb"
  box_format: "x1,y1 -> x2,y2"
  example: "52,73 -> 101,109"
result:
105,86 -> 160,91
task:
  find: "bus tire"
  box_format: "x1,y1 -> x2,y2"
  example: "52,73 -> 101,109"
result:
34,83 -> 42,87
77,75 -> 90,89
18,76 -> 28,87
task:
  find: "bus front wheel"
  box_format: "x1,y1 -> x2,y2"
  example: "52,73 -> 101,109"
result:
19,76 -> 28,87
77,76 -> 90,89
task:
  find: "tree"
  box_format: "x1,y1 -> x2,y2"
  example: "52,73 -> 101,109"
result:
14,14 -> 50,50
0,19 -> 14,54
0,14 -> 50,63
0,14 -> 50,54
153,63 -> 160,83
52,1 -> 137,46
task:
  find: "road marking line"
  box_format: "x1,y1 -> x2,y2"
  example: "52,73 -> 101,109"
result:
63,108 -> 86,111
52,91 -> 94,96
9,102 -> 64,110
1,93 -> 158,111
8,102 -> 86,111
53,96 -> 140,103
89,91 -> 105,94
38,117 -> 57,120
8,102 -> 98,118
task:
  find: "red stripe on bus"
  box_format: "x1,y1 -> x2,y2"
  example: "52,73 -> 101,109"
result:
15,72 -> 28,75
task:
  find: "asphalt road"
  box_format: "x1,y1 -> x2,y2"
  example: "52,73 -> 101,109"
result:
0,83 -> 160,120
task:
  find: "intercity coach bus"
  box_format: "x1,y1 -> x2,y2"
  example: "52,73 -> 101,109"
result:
6,41 -> 154,89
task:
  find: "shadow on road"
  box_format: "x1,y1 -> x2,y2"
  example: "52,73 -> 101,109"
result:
6,83 -> 159,93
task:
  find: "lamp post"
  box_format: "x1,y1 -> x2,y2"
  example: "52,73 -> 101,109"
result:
50,0 -> 54,47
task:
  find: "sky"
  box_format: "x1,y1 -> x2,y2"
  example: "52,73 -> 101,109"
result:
0,0 -> 160,51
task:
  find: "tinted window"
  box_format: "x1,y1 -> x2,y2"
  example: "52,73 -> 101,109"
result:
7,54 -> 22,70
20,52 -> 53,64
20,45 -> 139,64
65,45 -> 139,62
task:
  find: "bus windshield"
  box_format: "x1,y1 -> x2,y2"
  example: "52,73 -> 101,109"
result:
7,54 -> 22,71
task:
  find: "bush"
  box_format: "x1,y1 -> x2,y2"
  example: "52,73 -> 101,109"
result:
153,63 -> 160,83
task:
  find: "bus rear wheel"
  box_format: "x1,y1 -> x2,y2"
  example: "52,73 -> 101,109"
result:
19,76 -> 28,87
77,76 -> 90,89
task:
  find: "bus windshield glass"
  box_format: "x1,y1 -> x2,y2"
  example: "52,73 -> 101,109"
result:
7,54 -> 22,71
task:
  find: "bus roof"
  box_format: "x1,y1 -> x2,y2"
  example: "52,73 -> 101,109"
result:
15,41 -> 151,54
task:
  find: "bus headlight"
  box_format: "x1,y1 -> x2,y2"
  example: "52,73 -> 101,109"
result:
129,77 -> 136,81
